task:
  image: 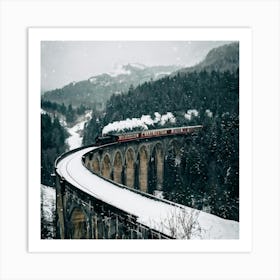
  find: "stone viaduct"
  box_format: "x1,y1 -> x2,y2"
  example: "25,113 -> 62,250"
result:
83,136 -> 185,195
55,133 -> 196,239
55,175 -> 172,239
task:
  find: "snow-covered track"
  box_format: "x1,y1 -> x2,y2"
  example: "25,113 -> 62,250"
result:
55,143 -> 176,239
55,140 -> 239,239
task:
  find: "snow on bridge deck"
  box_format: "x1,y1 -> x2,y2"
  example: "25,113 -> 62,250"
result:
56,147 -> 239,239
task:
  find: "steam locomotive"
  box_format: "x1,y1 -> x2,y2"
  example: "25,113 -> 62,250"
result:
95,125 -> 203,146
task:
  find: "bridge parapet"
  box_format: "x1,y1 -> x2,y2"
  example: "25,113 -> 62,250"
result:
55,133 -> 192,239
56,175 -> 172,239
83,135 -> 186,195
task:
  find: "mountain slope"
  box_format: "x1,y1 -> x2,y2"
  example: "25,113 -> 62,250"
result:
42,64 -> 181,109
176,42 -> 239,75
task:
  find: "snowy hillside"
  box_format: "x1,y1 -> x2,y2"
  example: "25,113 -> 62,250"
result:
42,63 -> 181,108
175,42 -> 239,76
144,203 -> 239,239
66,110 -> 92,150
41,109 -> 92,238
41,184 -> 56,239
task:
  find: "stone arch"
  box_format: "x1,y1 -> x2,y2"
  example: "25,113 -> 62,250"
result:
92,157 -> 100,174
124,147 -> 135,188
138,145 -> 148,193
149,142 -> 164,192
113,151 -> 123,184
101,154 -> 112,179
70,208 -> 88,239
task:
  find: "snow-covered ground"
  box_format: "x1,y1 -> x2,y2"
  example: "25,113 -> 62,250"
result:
41,111 -> 92,238
57,147 -> 239,239
41,184 -> 56,239
108,64 -> 131,77
154,71 -> 171,78
66,121 -> 85,150
66,110 -> 92,150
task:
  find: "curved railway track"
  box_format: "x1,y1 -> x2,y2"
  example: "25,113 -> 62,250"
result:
55,143 -> 239,239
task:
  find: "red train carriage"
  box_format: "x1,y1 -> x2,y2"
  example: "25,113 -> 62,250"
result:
117,132 -> 140,142
96,125 -> 203,145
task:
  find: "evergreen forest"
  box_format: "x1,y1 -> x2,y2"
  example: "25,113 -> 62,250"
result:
83,69 -> 239,221
41,113 -> 69,186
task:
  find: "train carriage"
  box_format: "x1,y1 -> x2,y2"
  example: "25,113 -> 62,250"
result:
96,125 -> 203,145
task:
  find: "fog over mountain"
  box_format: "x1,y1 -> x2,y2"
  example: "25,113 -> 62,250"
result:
41,41 -> 230,92
42,63 -> 182,109
175,42 -> 239,75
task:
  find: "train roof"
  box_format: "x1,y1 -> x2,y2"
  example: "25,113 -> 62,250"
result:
105,125 -> 203,136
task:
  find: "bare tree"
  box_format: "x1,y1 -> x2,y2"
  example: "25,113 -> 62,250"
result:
158,208 -> 203,239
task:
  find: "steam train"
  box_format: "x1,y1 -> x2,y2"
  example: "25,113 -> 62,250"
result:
95,125 -> 203,146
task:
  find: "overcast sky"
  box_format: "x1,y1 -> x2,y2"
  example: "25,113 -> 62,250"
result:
41,41 -> 230,91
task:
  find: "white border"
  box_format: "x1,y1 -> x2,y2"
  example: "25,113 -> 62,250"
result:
28,27 -> 252,253
1,1 -> 279,279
